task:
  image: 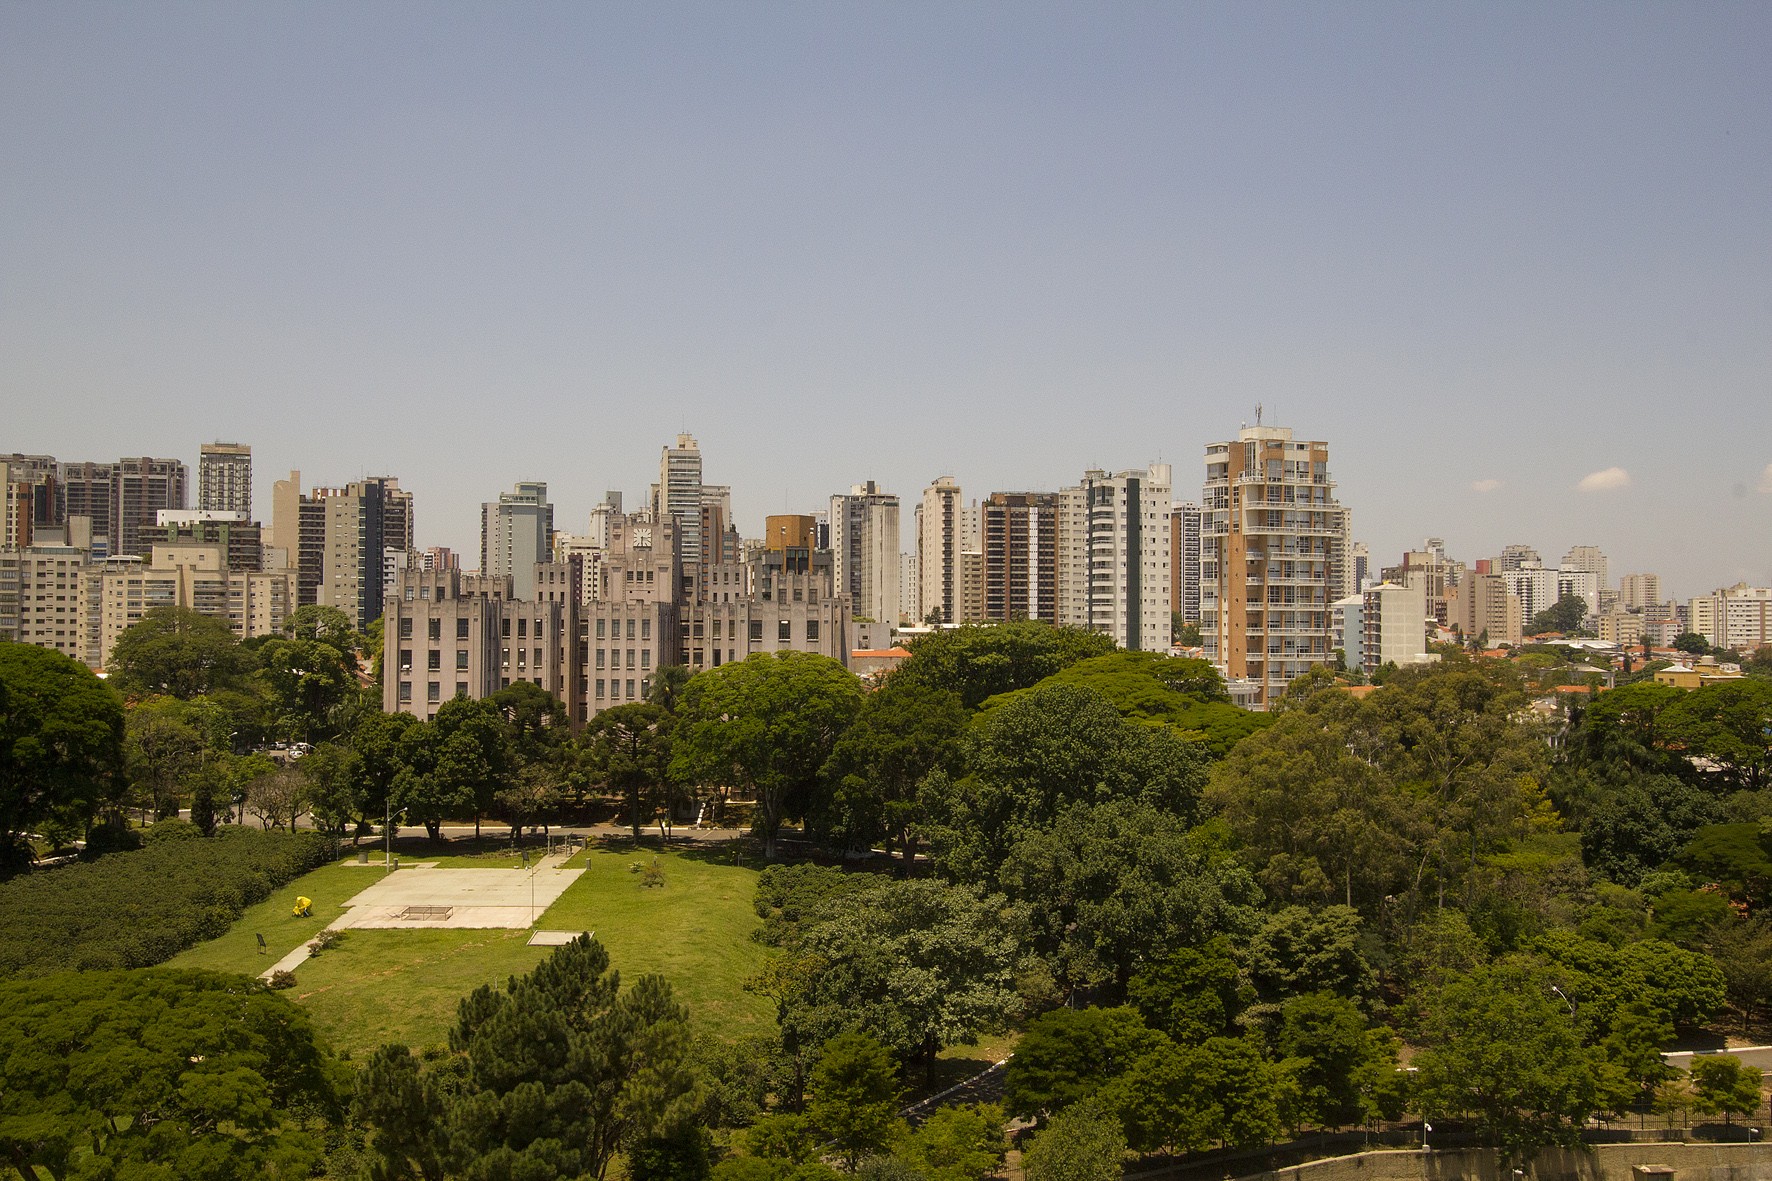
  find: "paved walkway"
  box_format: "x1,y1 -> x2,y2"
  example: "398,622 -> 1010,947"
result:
259,851 -> 581,981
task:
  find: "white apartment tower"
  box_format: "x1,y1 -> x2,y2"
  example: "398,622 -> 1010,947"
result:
917,476 -> 963,624
1171,501 -> 1203,624
197,442 -> 252,515
1201,424 -> 1350,707
830,481 -> 902,625
1057,464 -> 1173,651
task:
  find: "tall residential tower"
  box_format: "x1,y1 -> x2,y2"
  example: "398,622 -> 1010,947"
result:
1201,424 -> 1349,706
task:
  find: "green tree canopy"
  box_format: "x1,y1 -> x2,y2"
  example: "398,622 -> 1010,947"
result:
1413,960 -> 1601,1160
582,701 -> 676,843
0,643 -> 125,865
1000,800 -> 1262,998
282,603 -> 359,651
670,653 -> 863,858
356,935 -> 701,1181
1019,1098 -> 1125,1181
1102,1034 -> 1285,1153
1002,1006 -> 1162,1121
925,683 -> 1211,885
758,877 -> 1020,1078
0,968 -> 339,1179
892,620 -> 1115,710
986,649 -> 1268,756
1528,593 -> 1590,637
1660,680 -> 1772,791
1127,936 -> 1250,1045
1690,1054 -> 1764,1124
805,1032 -> 901,1170
820,677 -> 968,864
254,634 -> 359,741
108,606 -> 256,699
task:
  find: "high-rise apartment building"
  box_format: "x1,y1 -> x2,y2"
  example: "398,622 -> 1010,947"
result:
0,455 -> 57,536
2,461 -> 35,550
42,457 -> 186,558
1448,570 -> 1522,648
656,434 -> 704,573
197,442 -> 252,515
482,481 -> 553,601
1620,573 -> 1664,611
1169,501 -> 1203,625
1201,425 -> 1349,706
830,481 -> 902,625
1688,584 -> 1772,653
983,491 -> 1058,624
111,458 -> 189,558
1561,546 -> 1609,598
273,472 -> 413,626
1381,539 -> 1465,626
1057,465 -> 1172,651
916,477 -> 963,624
1497,544 -> 1541,573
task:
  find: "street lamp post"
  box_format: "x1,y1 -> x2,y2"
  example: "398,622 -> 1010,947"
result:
385,802 -> 408,869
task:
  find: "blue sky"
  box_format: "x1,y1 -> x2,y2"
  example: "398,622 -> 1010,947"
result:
3,3 -> 1767,599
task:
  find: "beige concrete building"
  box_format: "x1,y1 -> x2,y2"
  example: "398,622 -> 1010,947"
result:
1619,573 -> 1664,611
1201,425 -> 1349,706
144,509 -> 262,571
0,543 -> 90,659
1381,539 -> 1465,626
385,568 -> 513,721
1448,570 -> 1522,648
88,544 -> 293,670
1596,609 -> 1646,647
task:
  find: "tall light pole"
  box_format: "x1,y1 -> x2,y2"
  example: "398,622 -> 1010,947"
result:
385,802 -> 408,869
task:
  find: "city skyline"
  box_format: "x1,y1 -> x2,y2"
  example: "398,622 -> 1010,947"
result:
3,5 -> 1767,598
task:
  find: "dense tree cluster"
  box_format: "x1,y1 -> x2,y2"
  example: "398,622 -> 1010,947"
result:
0,969 -> 343,1179
7,611 -> 1772,1177
0,823 -> 336,977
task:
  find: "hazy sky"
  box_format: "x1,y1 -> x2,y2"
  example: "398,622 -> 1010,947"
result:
3,3 -> 1767,600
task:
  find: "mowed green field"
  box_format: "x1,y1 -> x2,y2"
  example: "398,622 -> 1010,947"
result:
169,843 -> 773,1057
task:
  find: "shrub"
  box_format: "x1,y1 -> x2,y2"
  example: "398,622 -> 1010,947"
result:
0,828 -> 337,978
267,969 -> 297,990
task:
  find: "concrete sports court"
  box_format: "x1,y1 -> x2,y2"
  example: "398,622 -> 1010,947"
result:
334,853 -> 583,930
259,851 -> 584,979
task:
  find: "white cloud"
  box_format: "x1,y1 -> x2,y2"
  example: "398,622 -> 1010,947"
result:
1577,467 -> 1631,492
1470,479 -> 1502,493
1758,464 -> 1772,494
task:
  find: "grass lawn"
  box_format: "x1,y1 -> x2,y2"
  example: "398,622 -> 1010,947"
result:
292,928 -> 549,1056
169,843 -> 773,1056
167,858 -> 374,975
535,845 -> 773,1039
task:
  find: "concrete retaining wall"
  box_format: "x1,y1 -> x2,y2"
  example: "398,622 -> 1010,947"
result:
1211,1144 -> 1772,1181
